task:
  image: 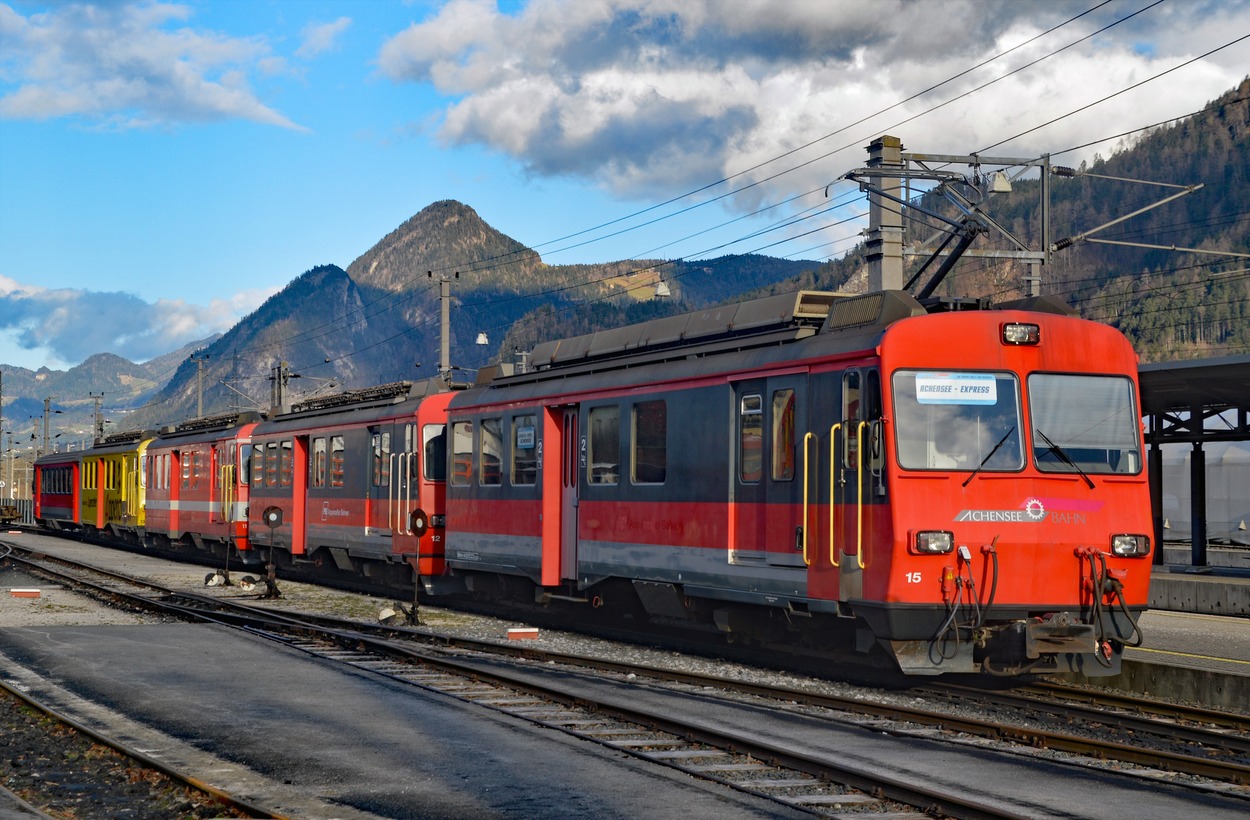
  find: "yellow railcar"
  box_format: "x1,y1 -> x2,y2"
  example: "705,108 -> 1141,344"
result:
80,430 -> 157,543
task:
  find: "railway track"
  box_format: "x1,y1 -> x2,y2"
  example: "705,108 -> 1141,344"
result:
5,539 -> 1250,819
0,676 -> 283,818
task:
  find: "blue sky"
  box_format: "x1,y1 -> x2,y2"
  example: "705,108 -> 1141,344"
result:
2,0 -> 1248,371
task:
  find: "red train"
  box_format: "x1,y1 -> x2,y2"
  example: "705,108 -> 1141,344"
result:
35,288 -> 1152,676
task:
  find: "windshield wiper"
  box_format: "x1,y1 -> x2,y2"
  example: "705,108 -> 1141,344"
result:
962,426 -> 1016,487
1035,428 -> 1094,489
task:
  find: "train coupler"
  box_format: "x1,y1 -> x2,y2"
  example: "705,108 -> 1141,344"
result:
1025,612 -> 1096,659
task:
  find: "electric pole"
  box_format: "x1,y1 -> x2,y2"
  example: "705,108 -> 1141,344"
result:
429,271 -> 458,383
191,353 -> 209,418
89,392 -> 105,442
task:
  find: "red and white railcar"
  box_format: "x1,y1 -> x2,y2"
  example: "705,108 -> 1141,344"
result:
442,290 -> 1151,675
34,452 -> 82,532
144,412 -> 262,561
242,382 -> 453,587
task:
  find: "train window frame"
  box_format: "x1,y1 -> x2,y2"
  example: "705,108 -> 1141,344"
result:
1028,373 -> 1142,475
631,400 -> 667,485
371,432 -> 391,488
511,414 -> 538,486
450,420 -> 474,487
891,370 -> 1024,473
264,441 -> 280,487
771,389 -> 796,481
311,437 -> 327,489
588,405 -> 620,486
279,440 -> 294,488
423,424 -> 447,482
251,444 -> 265,487
329,436 -> 345,488
842,371 -> 862,468
404,424 -> 420,482
237,444 -> 249,487
480,418 -> 503,486
739,394 -> 763,484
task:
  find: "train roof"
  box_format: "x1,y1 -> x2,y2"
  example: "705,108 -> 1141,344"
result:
476,288 -> 1078,392
252,377 -> 449,432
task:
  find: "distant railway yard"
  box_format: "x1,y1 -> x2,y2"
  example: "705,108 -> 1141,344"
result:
2,531 -> 1248,819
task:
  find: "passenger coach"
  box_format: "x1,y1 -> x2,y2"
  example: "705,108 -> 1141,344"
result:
442,289 -> 1151,675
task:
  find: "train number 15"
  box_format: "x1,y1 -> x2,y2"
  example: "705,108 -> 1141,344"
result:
905,572 -> 923,584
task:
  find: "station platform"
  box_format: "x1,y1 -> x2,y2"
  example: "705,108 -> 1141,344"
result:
1151,543 -> 1250,617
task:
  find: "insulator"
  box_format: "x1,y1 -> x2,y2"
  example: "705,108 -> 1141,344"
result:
1053,237 -> 1075,251
1052,166 -> 1077,177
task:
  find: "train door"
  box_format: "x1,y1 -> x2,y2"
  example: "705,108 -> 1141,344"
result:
561,407 -> 579,580
730,376 -> 808,567
367,425 -> 394,537
291,436 -> 308,556
391,423 -> 419,547
169,450 -> 181,534
831,368 -> 884,599
539,405 -> 579,585
216,444 -> 232,524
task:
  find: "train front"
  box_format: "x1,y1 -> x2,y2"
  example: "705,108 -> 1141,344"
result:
862,308 -> 1152,676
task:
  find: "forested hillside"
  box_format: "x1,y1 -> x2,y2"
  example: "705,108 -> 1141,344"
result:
940,79 -> 1249,362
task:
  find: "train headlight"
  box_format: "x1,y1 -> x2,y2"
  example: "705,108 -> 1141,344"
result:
913,531 -> 954,554
1111,534 -> 1150,557
1002,323 -> 1040,345
430,514 -> 446,528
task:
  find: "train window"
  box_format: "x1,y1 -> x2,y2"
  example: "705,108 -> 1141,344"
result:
329,436 -> 345,487
423,424 -> 447,482
772,390 -> 796,481
739,394 -> 763,483
480,418 -> 503,486
238,445 -> 249,486
405,424 -> 419,482
512,415 -> 537,486
588,406 -> 620,485
451,421 -> 474,486
892,371 -> 1023,472
842,371 -> 862,468
278,441 -> 293,487
632,401 -> 667,484
312,437 -> 327,488
251,444 -> 265,487
264,442 -> 280,487
371,433 -> 391,487
1029,374 -> 1141,475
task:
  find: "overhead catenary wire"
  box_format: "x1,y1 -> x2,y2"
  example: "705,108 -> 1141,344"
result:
215,0 -> 1142,368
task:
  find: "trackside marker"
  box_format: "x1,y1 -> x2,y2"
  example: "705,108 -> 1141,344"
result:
507,627 -> 539,640
10,589 -> 41,598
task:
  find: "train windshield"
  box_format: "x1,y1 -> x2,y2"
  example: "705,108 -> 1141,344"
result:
892,371 -> 1023,472
1028,374 -> 1141,475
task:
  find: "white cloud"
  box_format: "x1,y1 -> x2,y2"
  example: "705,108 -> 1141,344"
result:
0,274 -> 276,369
0,1 -> 304,129
296,16 -> 352,60
379,0 -> 1250,203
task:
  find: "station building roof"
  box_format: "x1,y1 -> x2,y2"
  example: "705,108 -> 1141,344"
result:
1138,354 -> 1250,444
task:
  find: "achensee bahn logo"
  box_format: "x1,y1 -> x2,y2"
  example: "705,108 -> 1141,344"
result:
955,497 -> 1048,523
